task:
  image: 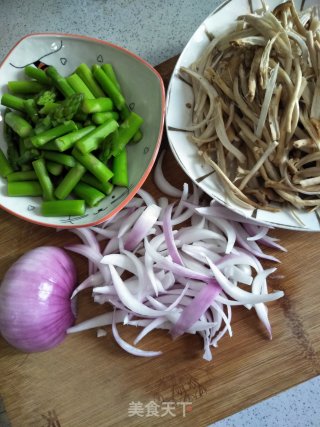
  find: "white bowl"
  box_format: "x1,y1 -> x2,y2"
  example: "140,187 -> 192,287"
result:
0,33 -> 165,228
166,0 -> 320,231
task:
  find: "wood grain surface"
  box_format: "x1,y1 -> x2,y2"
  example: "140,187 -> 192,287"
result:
0,56 -> 320,427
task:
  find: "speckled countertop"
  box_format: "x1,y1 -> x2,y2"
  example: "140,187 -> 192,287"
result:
0,0 -> 216,67
0,0 -> 319,426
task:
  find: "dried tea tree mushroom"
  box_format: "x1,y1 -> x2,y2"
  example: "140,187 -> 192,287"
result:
183,1 -> 320,210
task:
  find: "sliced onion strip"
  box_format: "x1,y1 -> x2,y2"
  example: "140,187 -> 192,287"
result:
112,313 -> 162,357
124,204 -> 161,251
170,279 -> 221,339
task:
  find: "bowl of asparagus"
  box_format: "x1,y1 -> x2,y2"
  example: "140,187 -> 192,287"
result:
0,33 -> 165,227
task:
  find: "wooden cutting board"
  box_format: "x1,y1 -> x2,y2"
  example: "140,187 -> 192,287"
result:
0,56 -> 320,427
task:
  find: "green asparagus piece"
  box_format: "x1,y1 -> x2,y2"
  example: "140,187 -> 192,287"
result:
24,99 -> 39,123
8,80 -> 46,94
21,164 -> 32,172
111,112 -> 143,156
7,170 -> 37,182
32,158 -> 55,200
51,93 -> 84,125
75,119 -> 118,154
41,140 -> 59,151
75,63 -> 105,98
81,97 -> 113,114
54,162 -> 86,199
92,65 -> 125,110
30,121 -> 77,147
72,148 -> 114,183
120,104 -> 131,120
41,199 -> 85,216
39,102 -> 59,115
34,115 -> 52,134
16,138 -> 30,167
43,151 -> 76,168
73,111 -> 88,122
5,112 -> 33,138
7,181 -> 42,197
46,66 -> 75,98
114,99 -> 142,145
101,64 -> 121,90
18,139 -> 27,162
130,128 -> 143,144
98,134 -> 113,163
92,111 -> 119,125
0,148 -> 13,178
4,114 -> 20,170
73,181 -> 105,207
19,140 -> 34,166
6,144 -> 19,171
16,148 -> 40,166
66,74 -> 95,99
81,172 -> 113,195
24,65 -> 52,86
46,161 -> 64,176
119,105 -> 142,143
36,89 -> 57,106
55,125 -> 96,151
1,93 -> 26,112
112,148 -> 128,187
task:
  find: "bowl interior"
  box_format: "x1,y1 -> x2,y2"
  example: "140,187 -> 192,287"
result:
0,34 -> 164,227
166,0 -> 320,231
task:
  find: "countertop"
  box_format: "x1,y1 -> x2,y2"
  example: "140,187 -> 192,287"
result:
0,1 -> 319,426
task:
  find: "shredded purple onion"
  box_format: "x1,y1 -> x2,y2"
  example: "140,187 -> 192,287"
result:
66,151 -> 285,361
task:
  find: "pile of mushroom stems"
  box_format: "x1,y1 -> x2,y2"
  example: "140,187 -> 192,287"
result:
183,1 -> 320,211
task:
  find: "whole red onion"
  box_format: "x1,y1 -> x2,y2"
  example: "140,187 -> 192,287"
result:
0,246 -> 77,352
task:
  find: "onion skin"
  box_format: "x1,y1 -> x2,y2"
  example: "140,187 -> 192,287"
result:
0,246 -> 77,353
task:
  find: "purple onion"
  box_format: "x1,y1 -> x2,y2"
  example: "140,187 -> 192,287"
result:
170,279 -> 221,339
0,246 -> 77,352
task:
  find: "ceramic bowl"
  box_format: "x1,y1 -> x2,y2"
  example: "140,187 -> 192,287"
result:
0,33 -> 165,228
166,0 -> 320,231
